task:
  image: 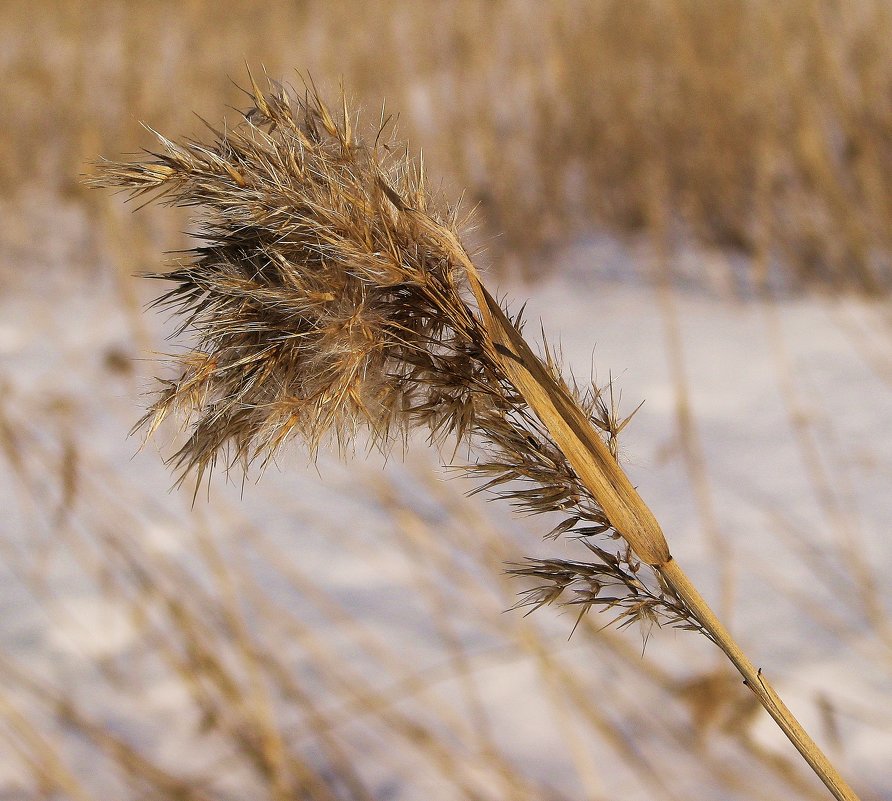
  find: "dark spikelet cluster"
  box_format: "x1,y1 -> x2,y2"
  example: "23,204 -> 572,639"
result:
508,545 -> 709,638
91,74 -> 696,633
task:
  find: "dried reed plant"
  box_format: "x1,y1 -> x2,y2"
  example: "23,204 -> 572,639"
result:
90,75 -> 861,801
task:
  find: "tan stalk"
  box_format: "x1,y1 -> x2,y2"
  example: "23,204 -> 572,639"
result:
418,218 -> 670,566
450,245 -> 861,801
659,560 -> 858,801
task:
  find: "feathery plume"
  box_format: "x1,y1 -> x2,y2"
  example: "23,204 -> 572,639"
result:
91,73 -> 684,627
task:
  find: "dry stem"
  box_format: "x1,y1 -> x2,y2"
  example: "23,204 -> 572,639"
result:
658,559 -> 859,801
468,251 -> 860,800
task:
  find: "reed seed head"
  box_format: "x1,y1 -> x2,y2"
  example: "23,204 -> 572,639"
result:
95,75 -> 491,480
90,72 -> 693,632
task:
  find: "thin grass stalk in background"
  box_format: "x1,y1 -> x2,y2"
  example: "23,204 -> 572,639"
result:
90,76 -> 862,801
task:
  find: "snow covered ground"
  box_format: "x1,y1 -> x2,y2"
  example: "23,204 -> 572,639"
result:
1,194 -> 891,799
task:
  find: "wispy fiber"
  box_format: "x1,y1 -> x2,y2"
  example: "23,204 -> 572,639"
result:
91,73 -> 691,631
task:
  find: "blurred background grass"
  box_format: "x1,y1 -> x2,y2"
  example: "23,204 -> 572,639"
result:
2,2 -> 892,800
4,0 -> 892,289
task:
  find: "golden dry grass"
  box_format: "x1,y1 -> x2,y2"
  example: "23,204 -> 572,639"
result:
4,0 -> 892,289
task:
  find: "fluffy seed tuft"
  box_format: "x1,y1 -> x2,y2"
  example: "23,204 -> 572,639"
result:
90,73 -> 692,631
